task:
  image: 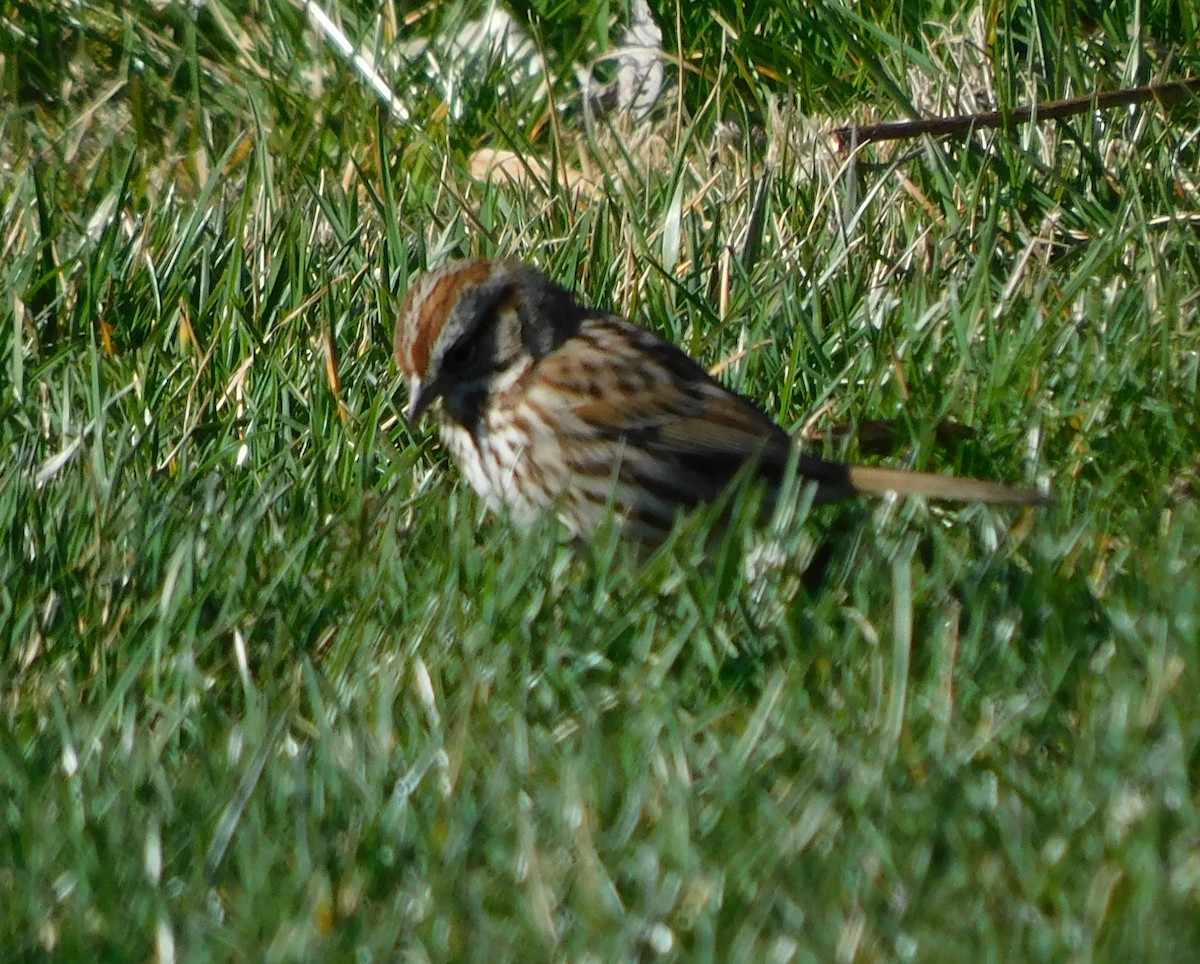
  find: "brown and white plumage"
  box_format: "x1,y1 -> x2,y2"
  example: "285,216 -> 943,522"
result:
394,258 -> 1048,543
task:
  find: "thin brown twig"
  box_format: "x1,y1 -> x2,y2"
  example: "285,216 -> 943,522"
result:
831,76 -> 1200,148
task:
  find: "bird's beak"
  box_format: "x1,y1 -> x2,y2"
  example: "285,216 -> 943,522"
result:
405,376 -> 437,426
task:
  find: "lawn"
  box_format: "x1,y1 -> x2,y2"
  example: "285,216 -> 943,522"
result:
2,1 -> 1199,960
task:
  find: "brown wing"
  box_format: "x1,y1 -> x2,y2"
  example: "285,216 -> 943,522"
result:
518,316 -> 859,536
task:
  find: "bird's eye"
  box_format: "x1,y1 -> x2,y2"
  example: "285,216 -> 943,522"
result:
444,338 -> 480,372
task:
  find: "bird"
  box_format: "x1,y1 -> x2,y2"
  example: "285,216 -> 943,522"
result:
393,258 -> 1049,544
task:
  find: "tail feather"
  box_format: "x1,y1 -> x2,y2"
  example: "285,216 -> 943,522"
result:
846,464 -> 1050,506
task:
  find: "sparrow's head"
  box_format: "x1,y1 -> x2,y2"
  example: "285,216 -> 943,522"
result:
394,258 -> 581,424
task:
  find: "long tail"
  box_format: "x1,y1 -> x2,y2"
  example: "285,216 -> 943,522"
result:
846,464 -> 1050,505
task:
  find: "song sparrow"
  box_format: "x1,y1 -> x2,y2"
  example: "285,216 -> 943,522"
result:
394,258 -> 1048,543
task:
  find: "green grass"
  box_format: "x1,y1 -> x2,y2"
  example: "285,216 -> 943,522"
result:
2,0 -> 1200,959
